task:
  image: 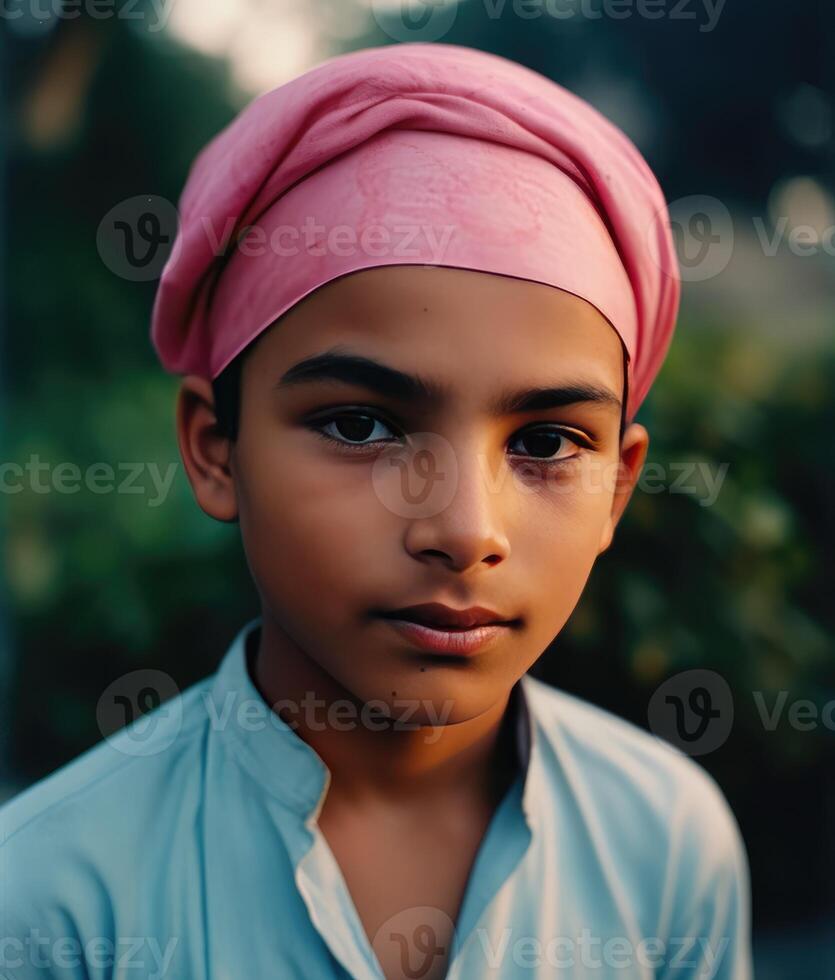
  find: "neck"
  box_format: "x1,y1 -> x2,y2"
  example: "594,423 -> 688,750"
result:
249,614 -> 520,810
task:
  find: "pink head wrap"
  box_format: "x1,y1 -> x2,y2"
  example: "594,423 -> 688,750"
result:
151,42 -> 680,422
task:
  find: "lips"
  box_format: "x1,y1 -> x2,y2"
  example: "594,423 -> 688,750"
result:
377,602 -> 515,631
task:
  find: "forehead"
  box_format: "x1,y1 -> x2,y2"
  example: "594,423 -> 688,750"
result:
247,265 -> 625,396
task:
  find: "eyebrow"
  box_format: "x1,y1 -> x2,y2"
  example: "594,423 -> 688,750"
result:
275,347 -> 622,415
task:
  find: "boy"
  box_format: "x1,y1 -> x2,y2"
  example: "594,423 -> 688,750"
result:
1,43 -> 752,979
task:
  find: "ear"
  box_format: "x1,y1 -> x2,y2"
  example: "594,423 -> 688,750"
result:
175,375 -> 238,523
597,422 -> 649,555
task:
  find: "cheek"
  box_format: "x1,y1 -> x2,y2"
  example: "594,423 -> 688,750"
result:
518,458 -> 614,540
516,471 -> 614,603
235,441 -> 388,608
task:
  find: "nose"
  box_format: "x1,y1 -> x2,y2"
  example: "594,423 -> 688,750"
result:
402,443 -> 511,573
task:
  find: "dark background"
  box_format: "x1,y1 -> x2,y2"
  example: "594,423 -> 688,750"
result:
2,1 -> 834,974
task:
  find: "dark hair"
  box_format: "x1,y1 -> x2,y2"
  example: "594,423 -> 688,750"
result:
619,346 -> 630,441
211,351 -> 245,442
211,344 -> 630,444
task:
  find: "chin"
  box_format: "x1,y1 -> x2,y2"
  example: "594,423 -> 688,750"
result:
347,669 -> 504,729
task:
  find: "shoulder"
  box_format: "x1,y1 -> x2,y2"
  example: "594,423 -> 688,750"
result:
521,673 -> 748,889
1,675 -> 213,846
0,675 -> 214,929
521,675 -> 752,974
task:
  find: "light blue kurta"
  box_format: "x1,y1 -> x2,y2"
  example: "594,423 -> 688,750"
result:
1,617 -> 752,978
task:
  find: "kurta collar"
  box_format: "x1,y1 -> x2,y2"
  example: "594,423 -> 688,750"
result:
208,616 -> 544,829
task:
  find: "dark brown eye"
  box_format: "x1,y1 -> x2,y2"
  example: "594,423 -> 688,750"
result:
312,411 -> 397,446
333,415 -> 376,442
509,427 -> 582,461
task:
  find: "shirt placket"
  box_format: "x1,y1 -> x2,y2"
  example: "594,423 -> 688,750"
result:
291,772 -> 386,980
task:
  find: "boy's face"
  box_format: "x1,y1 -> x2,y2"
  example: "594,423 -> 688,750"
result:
179,266 -> 648,724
